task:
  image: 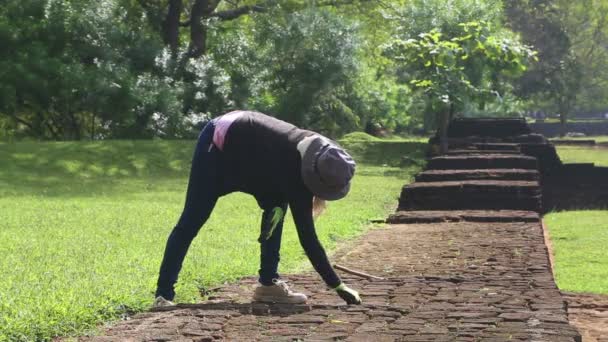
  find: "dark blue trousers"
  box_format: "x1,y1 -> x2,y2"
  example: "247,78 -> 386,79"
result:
155,121 -> 284,300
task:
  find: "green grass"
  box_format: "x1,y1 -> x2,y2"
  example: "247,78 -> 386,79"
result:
545,211 -> 608,295
340,131 -> 428,144
0,139 -> 425,341
340,131 -> 383,142
531,118 -> 608,124
556,146 -> 608,166
550,135 -> 608,142
550,146 -> 608,296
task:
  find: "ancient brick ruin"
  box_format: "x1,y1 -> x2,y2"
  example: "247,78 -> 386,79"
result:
427,117 -> 608,212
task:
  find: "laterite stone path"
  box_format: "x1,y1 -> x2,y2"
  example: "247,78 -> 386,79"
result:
85,220 -> 580,341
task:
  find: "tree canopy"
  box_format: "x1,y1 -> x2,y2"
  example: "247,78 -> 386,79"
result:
1,0 -> 607,140
384,20 -> 536,151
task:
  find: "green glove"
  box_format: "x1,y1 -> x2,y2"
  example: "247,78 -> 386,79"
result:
335,283 -> 362,305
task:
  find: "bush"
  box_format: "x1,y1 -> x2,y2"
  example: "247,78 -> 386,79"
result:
339,131 -> 381,142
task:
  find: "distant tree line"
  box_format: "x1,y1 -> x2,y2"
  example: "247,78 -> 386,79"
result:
1,0 -> 607,140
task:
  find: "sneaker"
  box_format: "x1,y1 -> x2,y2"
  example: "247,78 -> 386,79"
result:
253,279 -> 308,304
152,296 -> 175,308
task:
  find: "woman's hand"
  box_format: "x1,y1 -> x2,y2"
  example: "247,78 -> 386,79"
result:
335,283 -> 362,305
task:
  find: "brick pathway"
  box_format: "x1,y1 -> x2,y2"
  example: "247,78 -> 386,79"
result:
84,218 -> 580,341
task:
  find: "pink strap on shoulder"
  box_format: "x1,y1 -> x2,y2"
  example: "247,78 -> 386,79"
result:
213,111 -> 243,151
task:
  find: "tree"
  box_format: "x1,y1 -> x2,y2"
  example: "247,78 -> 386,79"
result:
136,0 -> 384,138
3,0 -> 555,141
504,0 -> 583,135
0,0 -> 162,139
134,0 -> 377,60
184,6 -> 363,137
384,21 -> 536,152
554,0 -> 608,121
385,0 -> 507,132
0,0 -> 373,139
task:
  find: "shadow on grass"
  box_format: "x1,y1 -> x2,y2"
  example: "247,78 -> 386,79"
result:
0,140 -> 194,197
0,140 -> 427,197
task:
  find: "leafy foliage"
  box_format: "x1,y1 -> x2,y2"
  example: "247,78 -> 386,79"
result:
553,0 -> 608,119
385,21 -> 535,108
384,20 -> 535,146
383,19 -> 535,151
0,0 -> 163,139
1,0 -> 607,139
248,9 -> 362,136
504,0 -> 608,129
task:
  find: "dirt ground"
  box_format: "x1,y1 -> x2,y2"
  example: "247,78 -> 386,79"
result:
562,292 -> 608,342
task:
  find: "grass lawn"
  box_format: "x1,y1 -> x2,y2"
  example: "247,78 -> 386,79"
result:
340,131 -> 429,143
556,146 -> 608,166
550,145 -> 608,295
0,139 -> 425,341
545,210 -> 608,295
550,135 -> 608,142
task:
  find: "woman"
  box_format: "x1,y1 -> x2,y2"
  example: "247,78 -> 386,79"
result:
154,110 -> 361,306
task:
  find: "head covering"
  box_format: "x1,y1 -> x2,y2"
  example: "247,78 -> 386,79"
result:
297,135 -> 356,200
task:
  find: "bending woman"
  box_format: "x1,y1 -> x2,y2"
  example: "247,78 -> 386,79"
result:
154,110 -> 361,306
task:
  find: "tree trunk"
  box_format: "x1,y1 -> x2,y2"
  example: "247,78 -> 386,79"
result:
91,112 -> 95,140
162,0 -> 183,56
67,111 -> 81,140
29,111 -> 49,138
438,105 -> 451,155
448,101 -> 455,121
423,99 -> 435,133
558,97 -> 570,137
188,0 -> 211,58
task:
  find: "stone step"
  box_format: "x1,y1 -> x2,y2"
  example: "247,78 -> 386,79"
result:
473,142 -> 521,151
446,149 -> 521,155
398,180 -> 542,212
416,169 -> 540,182
402,180 -> 541,194
427,154 -> 538,170
387,210 -> 540,224
446,117 -> 532,138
